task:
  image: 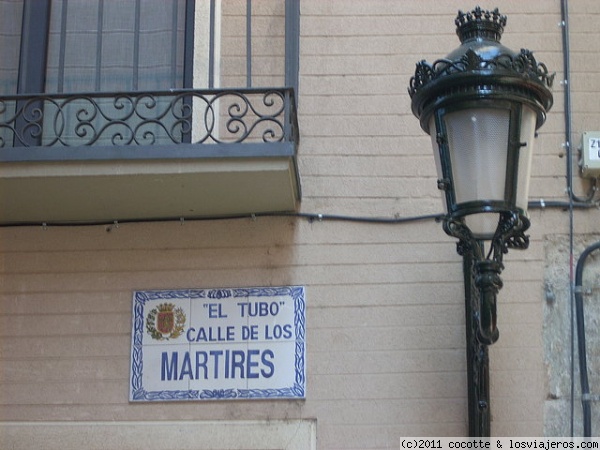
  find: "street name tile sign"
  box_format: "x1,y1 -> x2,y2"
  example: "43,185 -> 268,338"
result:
130,286 -> 306,401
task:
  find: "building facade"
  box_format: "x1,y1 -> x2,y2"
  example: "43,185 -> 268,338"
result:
0,0 -> 599,447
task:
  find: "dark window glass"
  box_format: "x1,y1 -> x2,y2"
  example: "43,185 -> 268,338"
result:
46,0 -> 187,93
0,0 -> 24,95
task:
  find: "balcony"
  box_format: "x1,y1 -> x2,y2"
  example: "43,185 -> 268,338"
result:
0,87 -> 300,225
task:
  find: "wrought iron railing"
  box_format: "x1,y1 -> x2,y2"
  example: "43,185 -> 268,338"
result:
0,88 -> 298,157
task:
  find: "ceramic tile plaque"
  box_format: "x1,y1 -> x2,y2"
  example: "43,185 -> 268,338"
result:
130,286 -> 306,401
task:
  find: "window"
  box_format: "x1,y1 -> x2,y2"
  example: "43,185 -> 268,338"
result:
0,0 -> 194,146
1,0 -> 192,95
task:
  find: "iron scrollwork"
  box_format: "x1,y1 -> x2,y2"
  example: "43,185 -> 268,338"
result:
409,48 -> 554,99
444,211 -> 530,346
452,210 -> 530,435
0,88 -> 297,149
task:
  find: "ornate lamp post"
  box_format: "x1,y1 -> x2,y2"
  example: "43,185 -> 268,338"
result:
408,7 -> 553,436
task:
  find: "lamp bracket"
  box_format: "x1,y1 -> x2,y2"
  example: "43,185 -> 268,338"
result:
490,211 -> 530,260
442,211 -> 530,347
443,211 -> 530,265
437,178 -> 451,191
511,140 -> 527,148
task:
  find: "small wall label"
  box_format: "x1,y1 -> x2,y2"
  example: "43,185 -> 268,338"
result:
130,286 -> 306,401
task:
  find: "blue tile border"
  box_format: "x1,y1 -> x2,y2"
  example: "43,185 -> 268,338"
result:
130,286 -> 306,401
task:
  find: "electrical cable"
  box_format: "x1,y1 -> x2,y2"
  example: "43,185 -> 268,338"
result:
574,240 -> 600,437
0,201 -> 592,229
559,0 -> 576,436
0,211 -> 446,228
560,0 -> 597,205
528,200 -> 597,210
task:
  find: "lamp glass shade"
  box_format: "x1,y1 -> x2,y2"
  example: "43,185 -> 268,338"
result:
515,106 -> 537,212
445,107 -> 510,238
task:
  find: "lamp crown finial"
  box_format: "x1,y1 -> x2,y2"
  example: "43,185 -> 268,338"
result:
455,6 -> 507,43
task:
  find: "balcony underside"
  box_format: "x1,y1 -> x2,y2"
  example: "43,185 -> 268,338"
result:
0,144 -> 299,225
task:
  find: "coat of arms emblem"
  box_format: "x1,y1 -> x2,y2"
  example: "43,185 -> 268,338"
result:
146,303 -> 186,341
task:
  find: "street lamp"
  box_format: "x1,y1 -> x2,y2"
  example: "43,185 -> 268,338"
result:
408,7 -> 553,436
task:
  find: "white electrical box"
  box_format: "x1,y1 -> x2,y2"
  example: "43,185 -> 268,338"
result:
581,131 -> 600,178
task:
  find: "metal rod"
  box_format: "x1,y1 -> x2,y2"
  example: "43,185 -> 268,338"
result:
15,0 -> 51,146
57,0 -> 68,93
171,0 -> 179,87
208,0 -> 216,89
183,0 -> 195,89
133,0 -> 141,90
95,0 -> 104,91
284,0 -> 300,96
182,0 -> 196,144
246,0 -> 252,88
464,244 -> 492,437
